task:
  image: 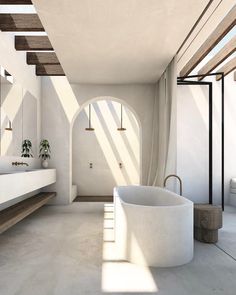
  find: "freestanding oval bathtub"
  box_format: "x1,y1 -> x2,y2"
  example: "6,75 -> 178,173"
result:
114,185 -> 193,267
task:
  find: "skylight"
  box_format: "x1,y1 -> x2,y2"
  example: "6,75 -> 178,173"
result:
193,25 -> 236,74
0,5 -> 36,13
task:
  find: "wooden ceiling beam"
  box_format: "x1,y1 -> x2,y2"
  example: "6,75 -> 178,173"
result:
0,14 -> 44,31
198,35 -> 236,80
0,0 -> 32,4
180,5 -> 236,77
27,52 -> 59,65
15,36 -> 53,50
36,64 -> 65,76
216,57 -> 236,80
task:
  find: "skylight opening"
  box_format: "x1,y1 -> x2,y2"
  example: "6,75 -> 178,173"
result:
214,51 -> 236,72
192,25 -> 236,74
0,5 -> 36,14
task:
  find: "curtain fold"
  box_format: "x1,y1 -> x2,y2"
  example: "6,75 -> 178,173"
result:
147,57 -> 177,188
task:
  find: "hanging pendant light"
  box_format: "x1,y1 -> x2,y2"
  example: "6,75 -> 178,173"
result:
85,104 -> 95,131
5,119 -> 12,131
117,104 -> 126,131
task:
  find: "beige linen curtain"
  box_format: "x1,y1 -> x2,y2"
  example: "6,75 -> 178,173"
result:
147,57 -> 177,188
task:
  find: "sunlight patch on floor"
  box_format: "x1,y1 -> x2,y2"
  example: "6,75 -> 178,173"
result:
102,262 -> 158,293
102,203 -> 158,293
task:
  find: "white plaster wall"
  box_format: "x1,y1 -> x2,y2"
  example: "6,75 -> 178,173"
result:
40,78 -> 155,204
72,100 -> 140,196
224,72 -> 236,204
71,84 -> 156,185
177,72 -> 235,205
41,77 -> 72,205
177,84 -> 210,203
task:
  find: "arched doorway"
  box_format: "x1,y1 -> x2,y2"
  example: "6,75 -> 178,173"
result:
72,97 -> 141,197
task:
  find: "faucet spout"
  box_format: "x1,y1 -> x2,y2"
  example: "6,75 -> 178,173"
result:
164,174 -> 183,196
12,162 -> 29,167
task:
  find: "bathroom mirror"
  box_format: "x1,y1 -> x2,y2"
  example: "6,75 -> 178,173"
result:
0,70 -> 23,156
22,90 -> 38,157
0,67 -> 38,157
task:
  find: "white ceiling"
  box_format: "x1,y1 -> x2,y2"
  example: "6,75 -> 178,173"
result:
32,0 -> 209,84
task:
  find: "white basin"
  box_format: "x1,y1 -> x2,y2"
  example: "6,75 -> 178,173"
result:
0,169 -> 56,204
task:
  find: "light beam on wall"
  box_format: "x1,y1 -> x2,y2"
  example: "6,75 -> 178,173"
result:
50,76 -> 79,123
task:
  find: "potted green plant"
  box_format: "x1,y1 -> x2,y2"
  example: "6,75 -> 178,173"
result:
39,139 -> 51,168
21,139 -> 33,158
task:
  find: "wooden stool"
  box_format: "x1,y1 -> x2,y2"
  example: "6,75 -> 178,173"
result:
194,204 -> 222,243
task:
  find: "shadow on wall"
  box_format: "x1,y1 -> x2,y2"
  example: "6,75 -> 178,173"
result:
72,99 -> 141,196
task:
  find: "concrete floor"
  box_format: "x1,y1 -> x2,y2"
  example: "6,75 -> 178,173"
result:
0,203 -> 236,295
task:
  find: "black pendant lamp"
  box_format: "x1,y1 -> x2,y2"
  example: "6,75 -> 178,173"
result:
117,104 -> 126,131
85,104 -> 95,131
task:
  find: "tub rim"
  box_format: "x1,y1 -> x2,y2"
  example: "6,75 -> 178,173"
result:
114,185 -> 193,209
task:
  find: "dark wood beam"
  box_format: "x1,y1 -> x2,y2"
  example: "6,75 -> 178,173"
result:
180,5 -> 236,77
0,0 -> 32,4
4,70 -> 11,76
36,64 -> 65,76
216,57 -> 236,80
0,14 -> 44,31
15,36 -> 53,50
27,52 -> 59,65
198,35 -> 236,80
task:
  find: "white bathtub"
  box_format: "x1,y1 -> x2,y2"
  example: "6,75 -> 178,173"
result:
114,185 -> 193,267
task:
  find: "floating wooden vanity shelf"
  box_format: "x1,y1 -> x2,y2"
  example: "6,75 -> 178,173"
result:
0,192 -> 56,234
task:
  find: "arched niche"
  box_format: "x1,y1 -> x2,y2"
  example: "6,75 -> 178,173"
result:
71,96 -> 142,196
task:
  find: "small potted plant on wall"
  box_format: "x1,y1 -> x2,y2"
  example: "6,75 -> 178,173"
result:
21,139 -> 33,158
39,139 -> 51,168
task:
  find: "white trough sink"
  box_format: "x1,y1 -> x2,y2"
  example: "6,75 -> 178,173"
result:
0,169 -> 56,204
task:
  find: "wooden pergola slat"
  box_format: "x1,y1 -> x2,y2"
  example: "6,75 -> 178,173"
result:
15,36 -> 53,50
198,35 -> 236,80
0,0 -> 32,4
180,5 -> 236,77
27,52 -> 59,65
36,64 -> 65,76
0,14 -> 44,31
216,57 -> 236,80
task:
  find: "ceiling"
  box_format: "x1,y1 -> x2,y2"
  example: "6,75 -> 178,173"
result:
32,0 -> 210,84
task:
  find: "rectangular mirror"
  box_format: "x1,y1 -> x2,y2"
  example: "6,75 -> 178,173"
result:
22,90 -> 38,157
0,67 -> 38,158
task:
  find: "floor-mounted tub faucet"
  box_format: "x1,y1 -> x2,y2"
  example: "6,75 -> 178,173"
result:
164,174 -> 183,196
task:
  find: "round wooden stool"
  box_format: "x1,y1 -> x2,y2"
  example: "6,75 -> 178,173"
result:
194,204 -> 222,243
